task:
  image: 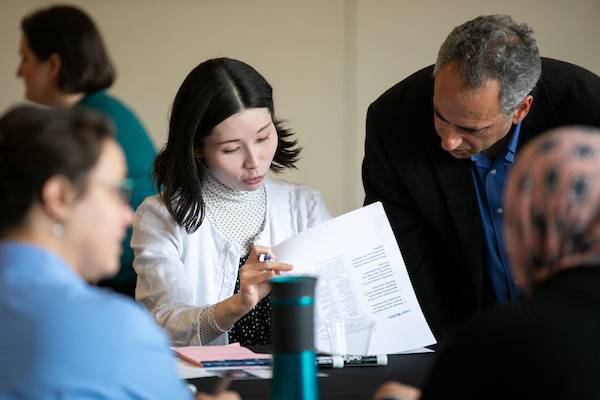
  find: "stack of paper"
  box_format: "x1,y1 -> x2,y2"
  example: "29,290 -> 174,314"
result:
172,342 -> 271,368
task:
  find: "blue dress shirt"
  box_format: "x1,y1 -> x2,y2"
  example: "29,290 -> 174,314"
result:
0,241 -> 191,399
470,124 -> 522,303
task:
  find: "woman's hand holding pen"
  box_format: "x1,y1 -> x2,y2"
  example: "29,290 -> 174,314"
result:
237,246 -> 293,312
213,246 -> 292,331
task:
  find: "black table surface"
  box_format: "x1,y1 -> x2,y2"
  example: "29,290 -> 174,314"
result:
188,346 -> 437,400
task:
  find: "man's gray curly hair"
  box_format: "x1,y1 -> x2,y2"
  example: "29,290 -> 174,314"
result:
434,15 -> 542,115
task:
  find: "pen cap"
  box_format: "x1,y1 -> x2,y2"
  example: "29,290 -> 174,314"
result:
271,275 -> 317,352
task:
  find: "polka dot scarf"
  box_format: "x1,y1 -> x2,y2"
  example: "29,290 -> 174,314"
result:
503,127 -> 600,293
202,169 -> 266,253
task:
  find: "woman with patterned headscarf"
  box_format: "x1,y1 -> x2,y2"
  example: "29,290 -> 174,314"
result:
374,127 -> 600,400
503,127 -> 600,293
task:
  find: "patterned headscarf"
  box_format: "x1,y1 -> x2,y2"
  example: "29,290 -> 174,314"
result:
504,126 -> 600,294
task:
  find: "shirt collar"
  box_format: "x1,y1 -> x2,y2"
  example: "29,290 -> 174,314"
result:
202,168 -> 265,204
470,122 -> 522,166
504,121 -> 522,162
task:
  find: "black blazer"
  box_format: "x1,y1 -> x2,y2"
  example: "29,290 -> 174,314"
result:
362,58 -> 600,338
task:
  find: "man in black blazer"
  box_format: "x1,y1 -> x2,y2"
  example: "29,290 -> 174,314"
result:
362,15 -> 600,339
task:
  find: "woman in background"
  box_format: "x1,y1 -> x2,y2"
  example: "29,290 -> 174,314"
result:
374,126 -> 600,400
133,58 -> 331,346
16,5 -> 156,296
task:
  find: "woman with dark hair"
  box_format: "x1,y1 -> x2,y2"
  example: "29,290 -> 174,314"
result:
0,106 -> 197,399
16,5 -> 156,297
132,58 -> 331,346
374,127 -> 600,400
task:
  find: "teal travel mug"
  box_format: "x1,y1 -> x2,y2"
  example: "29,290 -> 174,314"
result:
271,275 -> 318,400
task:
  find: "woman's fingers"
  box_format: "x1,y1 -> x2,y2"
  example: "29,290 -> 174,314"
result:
241,269 -> 275,286
240,262 -> 293,287
243,261 -> 293,273
271,262 -> 293,272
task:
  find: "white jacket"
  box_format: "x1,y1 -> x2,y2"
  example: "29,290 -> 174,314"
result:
132,178 -> 331,345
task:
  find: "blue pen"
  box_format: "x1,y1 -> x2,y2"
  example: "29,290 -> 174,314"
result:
258,253 -> 273,263
202,358 -> 272,368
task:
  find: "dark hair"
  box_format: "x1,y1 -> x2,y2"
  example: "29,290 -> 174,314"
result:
434,15 -> 541,114
154,57 -> 301,233
21,5 -> 116,93
0,105 -> 113,234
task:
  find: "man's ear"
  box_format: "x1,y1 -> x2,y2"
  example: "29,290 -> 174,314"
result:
512,95 -> 533,124
40,175 -> 76,223
48,53 -> 62,82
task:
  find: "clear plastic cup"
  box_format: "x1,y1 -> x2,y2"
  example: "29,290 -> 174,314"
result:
324,317 -> 374,356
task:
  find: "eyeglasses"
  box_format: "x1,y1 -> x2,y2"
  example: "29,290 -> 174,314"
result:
90,178 -> 135,204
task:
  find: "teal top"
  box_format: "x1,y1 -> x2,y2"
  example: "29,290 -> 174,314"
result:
79,91 -> 157,294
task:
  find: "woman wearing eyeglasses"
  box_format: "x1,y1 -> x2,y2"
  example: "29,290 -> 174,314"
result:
0,106 -> 239,400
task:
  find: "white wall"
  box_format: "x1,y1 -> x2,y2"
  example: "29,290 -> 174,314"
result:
1,0 -> 599,216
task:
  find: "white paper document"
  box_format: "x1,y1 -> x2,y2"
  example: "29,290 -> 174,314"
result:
272,202 -> 436,355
